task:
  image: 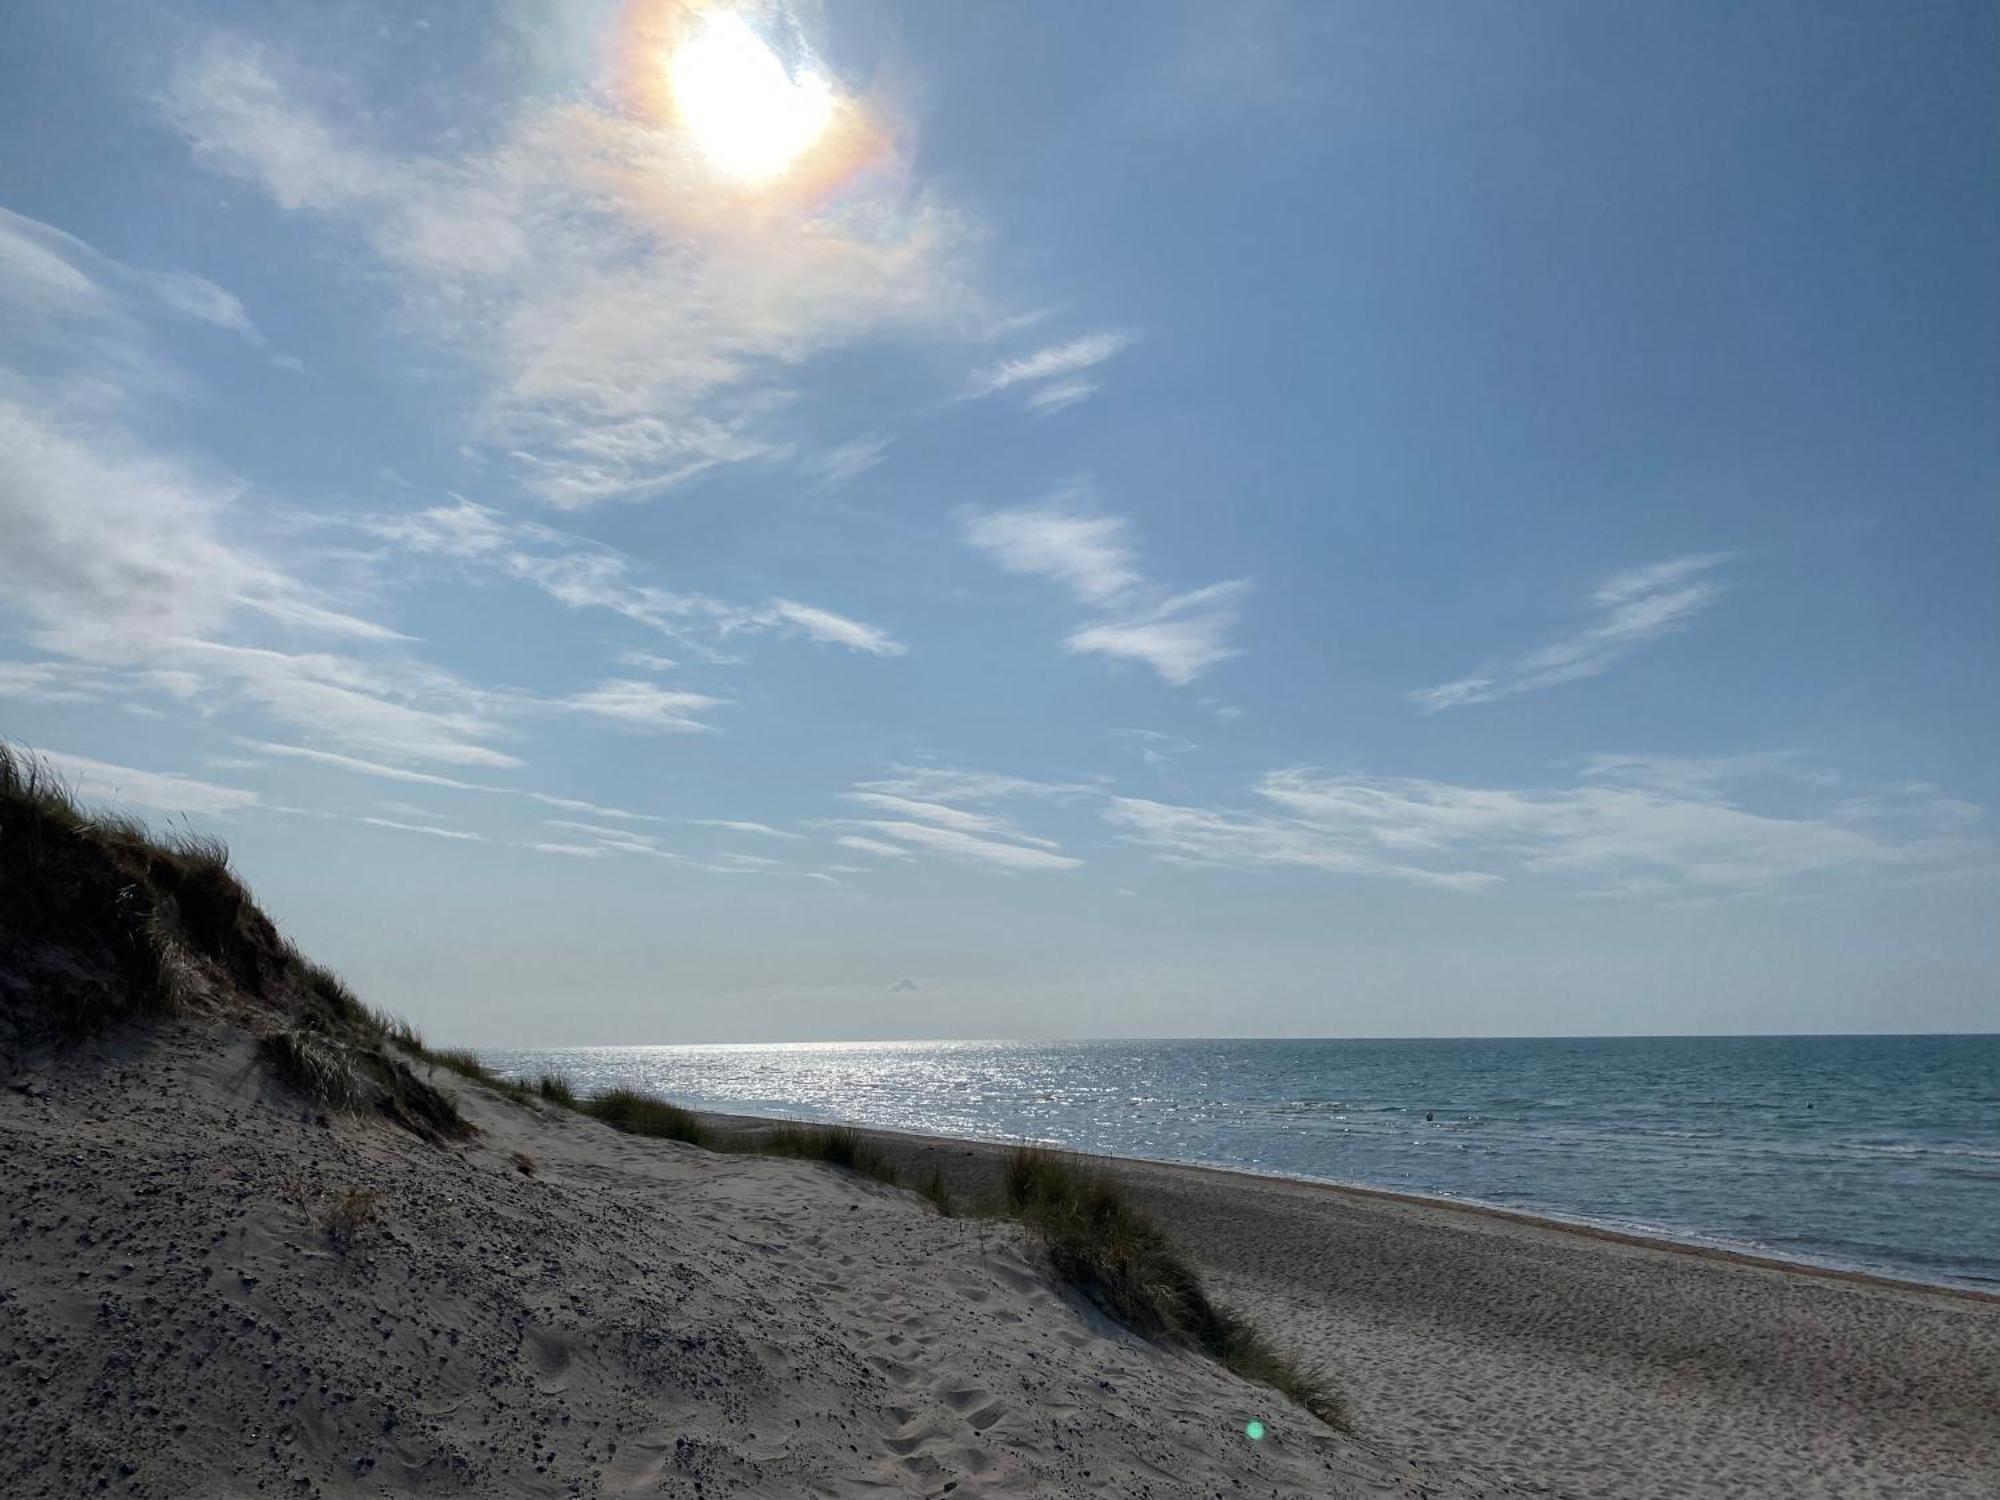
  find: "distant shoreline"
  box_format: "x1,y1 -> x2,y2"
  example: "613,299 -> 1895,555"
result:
693,1104 -> 1999,1303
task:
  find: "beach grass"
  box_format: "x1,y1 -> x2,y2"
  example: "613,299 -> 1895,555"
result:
917,1165 -> 957,1216
536,1073 -> 578,1107
581,1087 -> 712,1145
1002,1146 -> 1347,1429
758,1121 -> 903,1186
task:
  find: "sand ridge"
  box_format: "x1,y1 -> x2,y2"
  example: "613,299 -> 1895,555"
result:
1,1025 -> 1519,1498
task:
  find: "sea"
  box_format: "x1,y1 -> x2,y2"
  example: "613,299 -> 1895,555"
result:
481,1034 -> 2000,1291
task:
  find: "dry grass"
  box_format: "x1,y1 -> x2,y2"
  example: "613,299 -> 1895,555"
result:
322,1186 -> 382,1252
1002,1147 -> 1346,1429
916,1165 -> 957,1216
536,1073 -> 577,1108
259,1027 -> 364,1111
758,1122 -> 902,1186
581,1087 -> 711,1145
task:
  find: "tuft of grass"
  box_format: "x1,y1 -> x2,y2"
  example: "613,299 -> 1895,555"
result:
1002,1147 -> 1346,1429
322,1186 -> 381,1252
582,1087 -> 710,1145
761,1122 -> 902,1187
258,1022 -> 471,1143
416,1044 -> 530,1103
916,1165 -> 957,1216
260,1026 -> 363,1111
536,1073 -> 577,1108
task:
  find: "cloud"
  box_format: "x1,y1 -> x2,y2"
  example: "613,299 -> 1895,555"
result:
179,641 -> 518,767
963,497 -> 1248,684
805,435 -> 891,490
566,679 -> 725,734
1106,759 -> 1983,898
761,599 -> 905,656
366,499 -> 904,660
1411,554 -> 1732,712
0,402 -> 292,661
963,504 -> 1140,604
0,204 -> 262,351
691,819 -> 801,839
163,32 -> 979,509
32,748 -> 260,816
833,766 -> 1081,871
1115,728 -> 1198,767
887,977 -> 920,992
357,815 -> 483,842
0,211 -> 529,772
845,791 -> 1062,848
970,330 -> 1136,412
844,819 -> 1081,871
1022,378 -> 1099,415
542,820 -> 682,859
859,766 -> 1087,804
835,834 -> 914,860
0,660 -> 120,703
522,841 -> 607,859
1064,581 -> 1250,686
239,738 -> 668,823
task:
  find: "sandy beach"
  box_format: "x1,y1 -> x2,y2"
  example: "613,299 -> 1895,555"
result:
5,1021 -> 1998,1498
1,1024 -> 1524,1499
703,1113 -> 2000,1498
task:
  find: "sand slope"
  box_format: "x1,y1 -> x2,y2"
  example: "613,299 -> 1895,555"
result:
724,1118 -> 2000,1500
0,1027 -> 1514,1499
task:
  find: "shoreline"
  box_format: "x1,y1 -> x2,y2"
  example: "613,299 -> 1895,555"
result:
689,1102 -> 2000,1497
689,1103 -> 2000,1303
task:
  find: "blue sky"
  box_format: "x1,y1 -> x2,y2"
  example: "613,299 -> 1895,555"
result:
2,0 -> 1994,1043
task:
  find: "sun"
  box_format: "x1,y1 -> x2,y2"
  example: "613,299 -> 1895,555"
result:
669,10 -> 835,184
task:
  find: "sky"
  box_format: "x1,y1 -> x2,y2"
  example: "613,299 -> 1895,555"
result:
1,0 -> 1994,1045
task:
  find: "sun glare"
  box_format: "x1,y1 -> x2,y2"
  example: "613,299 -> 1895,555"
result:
669,10 -> 834,184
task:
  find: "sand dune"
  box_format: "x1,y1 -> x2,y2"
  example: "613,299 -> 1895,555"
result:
711,1116 -> 2000,1499
2,1027 -> 1516,1498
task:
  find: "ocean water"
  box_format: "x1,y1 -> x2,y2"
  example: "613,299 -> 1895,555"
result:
482,1034 -> 2000,1290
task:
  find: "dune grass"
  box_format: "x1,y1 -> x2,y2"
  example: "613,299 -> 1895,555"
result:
758,1121 -> 902,1186
1003,1146 -> 1346,1429
536,1073 -> 578,1107
580,1087 -> 711,1145
916,1165 -> 957,1216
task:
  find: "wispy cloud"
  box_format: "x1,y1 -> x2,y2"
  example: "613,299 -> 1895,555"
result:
691,819 -> 801,840
1107,759 -> 1983,899
0,210 -> 530,771
1114,728 -> 1198,767
835,834 -> 913,860
357,815 -> 483,842
845,791 -> 1062,849
832,766 -> 1082,872
963,497 -> 1248,684
761,600 -> 905,656
523,841 -> 606,859
566,680 -> 725,734
841,819 -> 1081,871
241,738 -> 666,823
162,32 -> 978,508
970,330 -> 1136,414
32,748 -> 260,815
805,436 -> 892,491
1411,554 -> 1732,712
366,499 -> 903,660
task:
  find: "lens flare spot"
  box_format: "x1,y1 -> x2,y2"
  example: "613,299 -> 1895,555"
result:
669,9 -> 834,183
1245,1419 -> 1266,1441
